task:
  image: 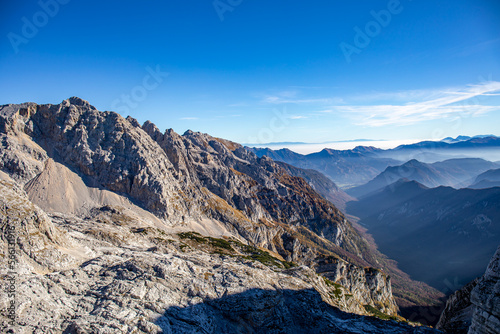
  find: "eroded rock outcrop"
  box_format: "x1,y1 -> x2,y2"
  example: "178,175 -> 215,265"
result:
436,278 -> 479,334
436,246 -> 500,334
468,246 -> 500,334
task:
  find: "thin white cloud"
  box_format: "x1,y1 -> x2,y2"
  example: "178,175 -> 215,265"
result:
336,81 -> 500,127
263,96 -> 340,104
260,89 -> 344,105
455,38 -> 500,57
290,115 -> 308,119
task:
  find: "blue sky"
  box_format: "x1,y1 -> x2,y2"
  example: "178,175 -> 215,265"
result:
1,0 -> 500,151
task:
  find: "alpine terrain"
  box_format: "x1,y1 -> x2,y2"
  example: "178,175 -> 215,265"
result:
0,97 -> 444,333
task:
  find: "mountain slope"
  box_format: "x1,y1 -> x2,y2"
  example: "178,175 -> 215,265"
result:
437,245 -> 500,334
469,168 -> 500,189
0,173 -> 440,333
347,158 -> 498,198
346,159 -> 444,198
468,246 -> 500,334
273,161 -> 355,211
347,179 -> 500,291
0,98 -> 366,261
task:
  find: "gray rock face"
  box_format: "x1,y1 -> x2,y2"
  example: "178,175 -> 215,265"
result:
0,173 -> 85,273
315,256 -> 398,316
0,97 -> 440,333
468,246 -> 500,334
436,278 -> 479,334
436,246 -> 500,334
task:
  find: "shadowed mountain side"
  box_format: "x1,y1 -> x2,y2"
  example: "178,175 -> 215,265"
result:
437,245 -> 500,334
347,180 -> 500,291
274,161 -> 355,212
347,158 -> 498,199
346,159 -> 439,198
469,179 -> 500,189
346,179 -> 430,218
469,168 -> 500,189
348,218 -> 446,326
155,288 -> 441,334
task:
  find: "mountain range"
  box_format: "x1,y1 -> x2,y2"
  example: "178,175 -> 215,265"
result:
249,136 -> 500,188
248,146 -> 399,188
379,136 -> 500,163
346,179 -> 500,292
469,168 -> 500,189
346,158 -> 499,198
0,97 -> 447,333
1,97 -> 499,333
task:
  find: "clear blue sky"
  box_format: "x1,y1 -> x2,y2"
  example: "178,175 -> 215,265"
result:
1,0 -> 499,148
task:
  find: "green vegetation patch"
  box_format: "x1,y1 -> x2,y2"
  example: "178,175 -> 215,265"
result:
176,231 -> 298,269
243,249 -> 282,268
363,305 -> 401,322
323,277 -> 343,299
207,237 -> 233,251
178,231 -> 207,243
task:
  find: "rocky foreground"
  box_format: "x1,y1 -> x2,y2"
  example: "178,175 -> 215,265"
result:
0,97 -> 449,332
437,246 -> 500,334
0,173 -> 439,333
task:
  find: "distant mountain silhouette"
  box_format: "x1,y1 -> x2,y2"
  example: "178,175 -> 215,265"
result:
469,168 -> 500,189
441,135 -> 472,143
346,158 -> 498,198
249,136 -> 500,188
379,136 -> 500,162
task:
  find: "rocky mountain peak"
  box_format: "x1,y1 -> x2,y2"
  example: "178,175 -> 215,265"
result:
65,96 -> 95,108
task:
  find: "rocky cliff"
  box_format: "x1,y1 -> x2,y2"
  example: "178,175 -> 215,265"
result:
468,246 -> 500,334
436,278 -> 479,334
436,246 -> 500,334
0,97 -> 439,333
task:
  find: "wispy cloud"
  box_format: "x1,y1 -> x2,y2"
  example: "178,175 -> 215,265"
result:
455,38 -> 500,57
336,81 -> 500,127
263,96 -> 342,105
260,89 -> 344,105
255,81 -> 500,127
180,117 -> 199,120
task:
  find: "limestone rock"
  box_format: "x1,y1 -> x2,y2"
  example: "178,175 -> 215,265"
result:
468,246 -> 500,334
436,278 -> 478,334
